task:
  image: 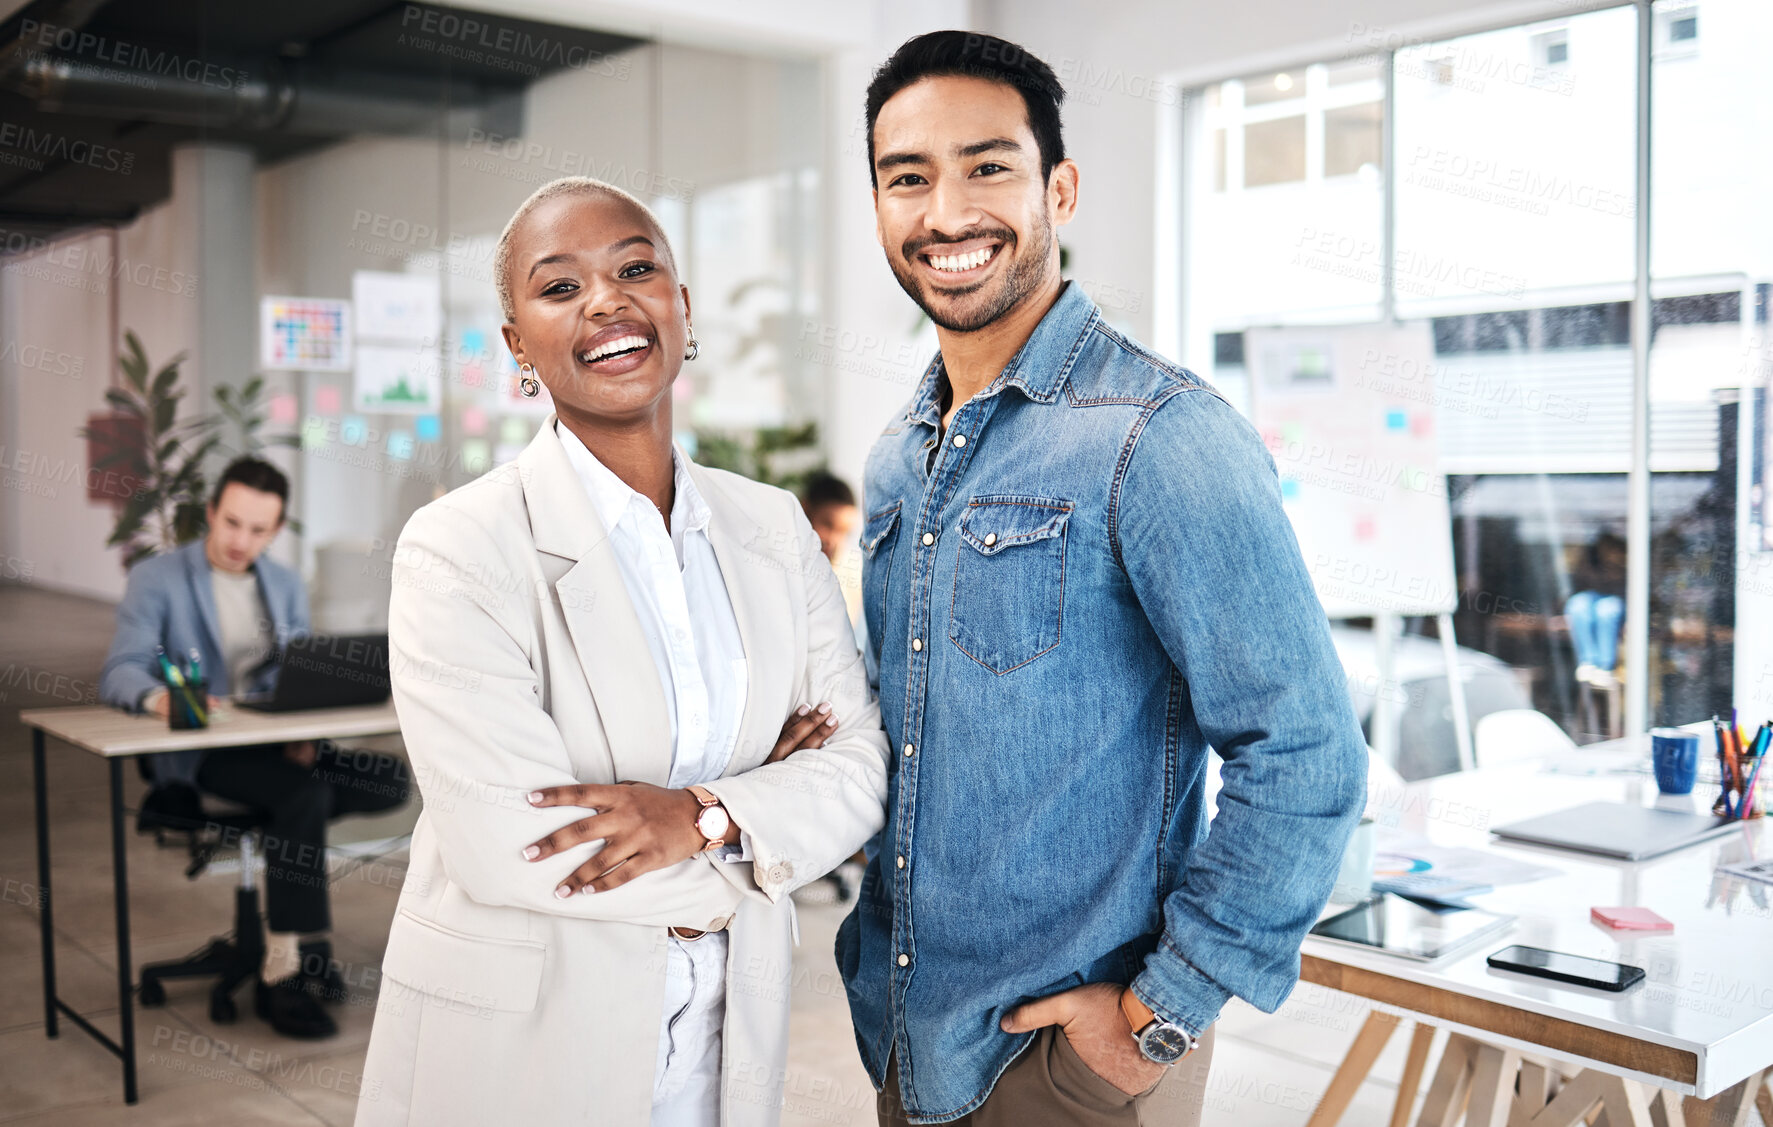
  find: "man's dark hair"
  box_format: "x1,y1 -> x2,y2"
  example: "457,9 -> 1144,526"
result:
801,471 -> 857,513
210,456 -> 289,521
864,30 -> 1066,188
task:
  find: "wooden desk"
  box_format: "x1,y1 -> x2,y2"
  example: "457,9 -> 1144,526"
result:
1304,737 -> 1773,1126
20,702 -> 401,1105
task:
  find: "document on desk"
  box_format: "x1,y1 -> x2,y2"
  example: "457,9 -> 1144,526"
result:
1375,828 -> 1562,889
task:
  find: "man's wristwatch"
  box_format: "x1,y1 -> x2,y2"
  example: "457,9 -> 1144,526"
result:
686,785 -> 731,853
1120,988 -> 1197,1066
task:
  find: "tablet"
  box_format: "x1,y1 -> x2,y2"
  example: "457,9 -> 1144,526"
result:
1309,893 -> 1516,962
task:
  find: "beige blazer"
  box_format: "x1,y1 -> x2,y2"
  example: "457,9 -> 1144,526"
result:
355,415 -> 889,1126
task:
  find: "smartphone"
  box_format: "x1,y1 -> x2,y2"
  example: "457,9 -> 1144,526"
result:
1485,945 -> 1645,992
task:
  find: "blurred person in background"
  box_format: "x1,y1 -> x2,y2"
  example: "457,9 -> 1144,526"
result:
843,31 -> 1367,1127
801,470 -> 864,631
799,472 -> 869,907
355,176 -> 890,1127
100,456 -> 409,1040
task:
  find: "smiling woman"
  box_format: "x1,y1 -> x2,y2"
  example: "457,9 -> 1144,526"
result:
353,175 -> 892,1126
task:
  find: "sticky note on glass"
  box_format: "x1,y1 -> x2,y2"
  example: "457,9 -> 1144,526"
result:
461,405 -> 487,436
386,430 -> 414,461
1385,408 -> 1407,431
460,439 -> 491,474
269,393 -> 298,425
315,385 -> 342,415
1591,906 -> 1672,931
416,414 -> 441,442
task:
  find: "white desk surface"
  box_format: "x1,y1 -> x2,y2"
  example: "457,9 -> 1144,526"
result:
1307,733 -> 1773,1097
18,701 -> 401,757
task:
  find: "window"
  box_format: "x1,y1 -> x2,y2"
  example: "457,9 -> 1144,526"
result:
1244,116 -> 1307,186
1176,1 -> 1769,753
1531,29 -> 1571,68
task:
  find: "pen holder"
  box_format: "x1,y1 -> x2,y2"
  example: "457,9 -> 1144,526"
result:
167,677 -> 209,730
1736,767 -> 1764,820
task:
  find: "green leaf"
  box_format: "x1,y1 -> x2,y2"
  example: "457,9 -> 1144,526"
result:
153,396 -> 176,435
104,388 -> 144,415
120,331 -> 148,391
242,376 -> 263,399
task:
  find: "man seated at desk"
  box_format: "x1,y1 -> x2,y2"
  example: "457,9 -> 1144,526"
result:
99,456 -> 408,1040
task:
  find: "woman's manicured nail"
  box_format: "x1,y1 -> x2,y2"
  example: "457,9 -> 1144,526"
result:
554,884 -> 572,899
796,705 -> 810,717
528,791 -> 544,804
522,845 -> 540,860
825,716 -> 838,727
816,701 -> 832,714
579,884 -> 596,895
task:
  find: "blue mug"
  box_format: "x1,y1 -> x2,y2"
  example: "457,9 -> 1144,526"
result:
1651,728 -> 1699,795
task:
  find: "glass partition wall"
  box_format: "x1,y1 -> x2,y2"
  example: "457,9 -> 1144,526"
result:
1181,1 -> 1765,770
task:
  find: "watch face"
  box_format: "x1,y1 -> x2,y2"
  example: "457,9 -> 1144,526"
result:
1140,1023 -> 1191,1064
696,803 -> 730,842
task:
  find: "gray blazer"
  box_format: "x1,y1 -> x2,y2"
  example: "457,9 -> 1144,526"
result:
99,539 -> 309,784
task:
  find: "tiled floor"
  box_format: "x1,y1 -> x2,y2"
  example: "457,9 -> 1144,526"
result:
0,582 -> 1423,1125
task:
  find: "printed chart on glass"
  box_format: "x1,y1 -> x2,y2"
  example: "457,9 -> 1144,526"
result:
1247,322 -> 1456,618
353,270 -> 442,413
260,296 -> 351,372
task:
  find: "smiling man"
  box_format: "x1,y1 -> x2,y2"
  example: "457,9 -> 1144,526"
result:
837,31 -> 1368,1127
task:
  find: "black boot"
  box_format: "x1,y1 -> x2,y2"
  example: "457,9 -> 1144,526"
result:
297,938 -> 347,1004
255,975 -> 338,1038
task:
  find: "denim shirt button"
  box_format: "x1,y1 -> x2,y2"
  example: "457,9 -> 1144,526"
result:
896,855 -> 906,869
903,743 -> 914,757
912,637 -> 923,652
952,433 -> 967,447
897,953 -> 910,967
983,533 -> 997,547
921,532 -> 934,546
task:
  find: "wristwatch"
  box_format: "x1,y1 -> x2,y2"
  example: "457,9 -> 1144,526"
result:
686,785 -> 731,853
1120,988 -> 1197,1066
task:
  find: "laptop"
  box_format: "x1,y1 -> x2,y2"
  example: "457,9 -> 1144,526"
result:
235,632 -> 391,712
1490,801 -> 1738,861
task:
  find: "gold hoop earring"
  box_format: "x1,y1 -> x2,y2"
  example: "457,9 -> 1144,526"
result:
518,363 -> 540,398
683,331 -> 699,362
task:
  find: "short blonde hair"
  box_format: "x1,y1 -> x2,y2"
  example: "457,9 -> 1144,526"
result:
493,176 -> 677,323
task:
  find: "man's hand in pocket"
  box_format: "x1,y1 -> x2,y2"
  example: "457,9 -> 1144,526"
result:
1001,982 -> 1167,1096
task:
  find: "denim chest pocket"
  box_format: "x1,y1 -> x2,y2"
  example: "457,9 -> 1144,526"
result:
861,502 -> 903,647
949,496 -> 1072,674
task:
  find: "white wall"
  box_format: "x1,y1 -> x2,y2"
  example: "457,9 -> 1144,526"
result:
0,232 -> 122,599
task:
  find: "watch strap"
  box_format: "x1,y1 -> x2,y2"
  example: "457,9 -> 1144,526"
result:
687,784 -> 720,809
1120,987 -> 1156,1035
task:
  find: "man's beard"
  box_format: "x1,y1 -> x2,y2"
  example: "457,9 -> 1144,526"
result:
887,214 -> 1054,334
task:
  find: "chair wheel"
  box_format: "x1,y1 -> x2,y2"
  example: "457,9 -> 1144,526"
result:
138,978 -> 166,1007
210,992 -> 237,1023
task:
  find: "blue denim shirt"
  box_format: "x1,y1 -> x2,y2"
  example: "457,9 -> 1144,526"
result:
836,282 -> 1367,1122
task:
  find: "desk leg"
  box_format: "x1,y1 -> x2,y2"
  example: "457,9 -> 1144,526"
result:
32,727 -> 56,1038
1681,1069 -> 1765,1127
1307,1010 -> 1400,1126
109,759 -> 137,1105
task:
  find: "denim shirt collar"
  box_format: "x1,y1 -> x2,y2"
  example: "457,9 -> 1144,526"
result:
906,280 -> 1099,429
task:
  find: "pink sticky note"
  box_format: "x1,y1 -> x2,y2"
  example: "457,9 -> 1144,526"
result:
1354,516 -> 1377,541
269,392 -> 297,425
315,385 -> 342,414
1591,906 -> 1673,931
460,405 -> 487,436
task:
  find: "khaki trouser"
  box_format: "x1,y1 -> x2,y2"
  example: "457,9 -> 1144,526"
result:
877,1024 -> 1217,1127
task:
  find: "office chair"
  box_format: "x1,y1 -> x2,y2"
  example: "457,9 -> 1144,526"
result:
134,778 -> 347,1023
134,784 -> 275,1022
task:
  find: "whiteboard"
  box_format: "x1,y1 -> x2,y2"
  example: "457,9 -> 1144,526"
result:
1245,323 -> 1456,618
